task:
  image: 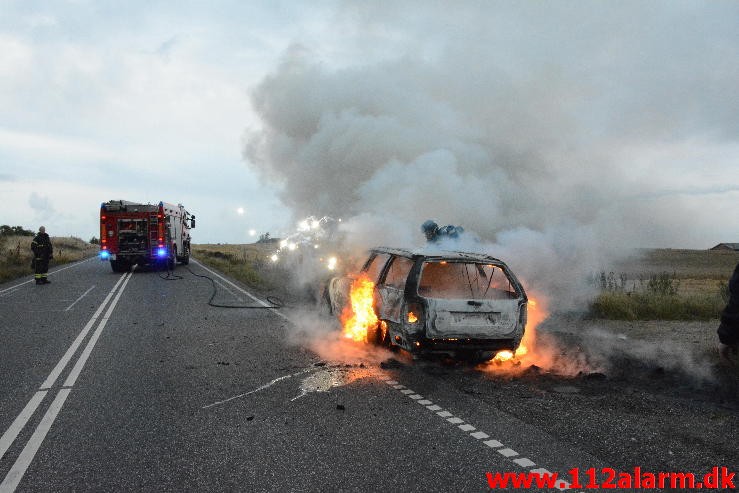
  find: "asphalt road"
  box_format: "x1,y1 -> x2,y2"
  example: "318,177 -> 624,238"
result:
0,258 -> 736,492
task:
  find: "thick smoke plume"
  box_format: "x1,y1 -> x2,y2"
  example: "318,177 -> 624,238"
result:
243,3 -> 738,310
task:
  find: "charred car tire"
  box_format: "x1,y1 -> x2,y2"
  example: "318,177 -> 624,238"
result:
365,322 -> 382,345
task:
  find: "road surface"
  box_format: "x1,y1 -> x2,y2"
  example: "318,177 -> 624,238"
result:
0,258 -> 735,492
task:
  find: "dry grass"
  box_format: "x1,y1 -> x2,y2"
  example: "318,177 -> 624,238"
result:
0,235 -> 97,284
191,243 -> 275,289
591,248 -> 738,320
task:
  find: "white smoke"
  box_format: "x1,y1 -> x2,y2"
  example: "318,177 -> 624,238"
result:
243,2 -> 739,310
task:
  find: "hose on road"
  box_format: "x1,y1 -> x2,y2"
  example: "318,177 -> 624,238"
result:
180,265 -> 283,309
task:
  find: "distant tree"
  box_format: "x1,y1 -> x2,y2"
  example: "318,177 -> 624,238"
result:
0,225 -> 34,237
89,236 -> 100,244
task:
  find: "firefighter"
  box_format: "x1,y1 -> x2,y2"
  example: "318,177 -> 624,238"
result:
31,226 -> 53,285
421,220 -> 440,242
717,262 -> 739,365
422,220 -> 465,243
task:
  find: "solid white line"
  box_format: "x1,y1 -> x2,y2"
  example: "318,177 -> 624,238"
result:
64,285 -> 96,312
0,389 -> 72,493
63,270 -> 134,387
0,392 -> 48,463
40,273 -> 129,390
0,257 -> 95,295
191,259 -> 291,321
213,279 -> 244,302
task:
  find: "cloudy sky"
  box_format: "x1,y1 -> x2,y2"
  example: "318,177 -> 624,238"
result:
1,0 -> 737,249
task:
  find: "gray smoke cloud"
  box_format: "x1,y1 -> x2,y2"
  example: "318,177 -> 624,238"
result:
243,2 -> 739,310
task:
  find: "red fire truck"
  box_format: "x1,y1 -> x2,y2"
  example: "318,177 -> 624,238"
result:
99,200 -> 195,272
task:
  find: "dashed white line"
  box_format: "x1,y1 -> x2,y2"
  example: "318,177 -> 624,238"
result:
498,448 -> 519,457
382,376 -> 571,485
0,258 -> 94,296
513,458 -> 536,468
64,285 -> 95,312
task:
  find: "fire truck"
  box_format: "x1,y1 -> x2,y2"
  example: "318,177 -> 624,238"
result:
99,200 -> 195,272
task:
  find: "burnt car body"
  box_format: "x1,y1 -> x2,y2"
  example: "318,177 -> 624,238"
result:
326,247 -> 528,360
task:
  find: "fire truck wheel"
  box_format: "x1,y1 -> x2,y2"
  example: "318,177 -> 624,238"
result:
180,254 -> 189,265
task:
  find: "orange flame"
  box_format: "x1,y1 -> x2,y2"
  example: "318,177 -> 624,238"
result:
490,294 -> 547,365
340,275 -> 379,342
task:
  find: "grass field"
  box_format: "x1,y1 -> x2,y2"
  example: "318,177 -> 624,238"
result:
591,249 -> 739,320
0,235 -> 97,284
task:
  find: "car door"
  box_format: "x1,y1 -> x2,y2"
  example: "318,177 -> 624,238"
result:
329,252 -> 390,316
376,255 -> 415,324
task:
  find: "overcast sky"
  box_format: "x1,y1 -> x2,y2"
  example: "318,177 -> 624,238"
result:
1,1 -> 737,248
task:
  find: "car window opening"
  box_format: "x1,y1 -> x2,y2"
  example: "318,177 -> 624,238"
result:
419,261 -> 516,300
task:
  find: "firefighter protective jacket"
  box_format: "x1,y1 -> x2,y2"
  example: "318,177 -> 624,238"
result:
31,232 -> 53,259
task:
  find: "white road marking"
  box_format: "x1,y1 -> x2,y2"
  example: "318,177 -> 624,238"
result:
213,279 -> 244,302
63,271 -> 134,387
191,259 -> 291,321
0,258 -> 94,296
383,375 -> 576,484
513,458 -> 536,467
0,269 -> 134,492
0,389 -> 71,493
0,392 -> 47,463
40,273 -> 129,390
64,285 -> 95,312
0,270 -> 129,489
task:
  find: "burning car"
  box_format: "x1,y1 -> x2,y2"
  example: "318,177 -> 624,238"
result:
325,247 -> 528,361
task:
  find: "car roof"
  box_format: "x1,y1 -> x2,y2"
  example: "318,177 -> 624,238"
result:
370,246 -> 509,265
